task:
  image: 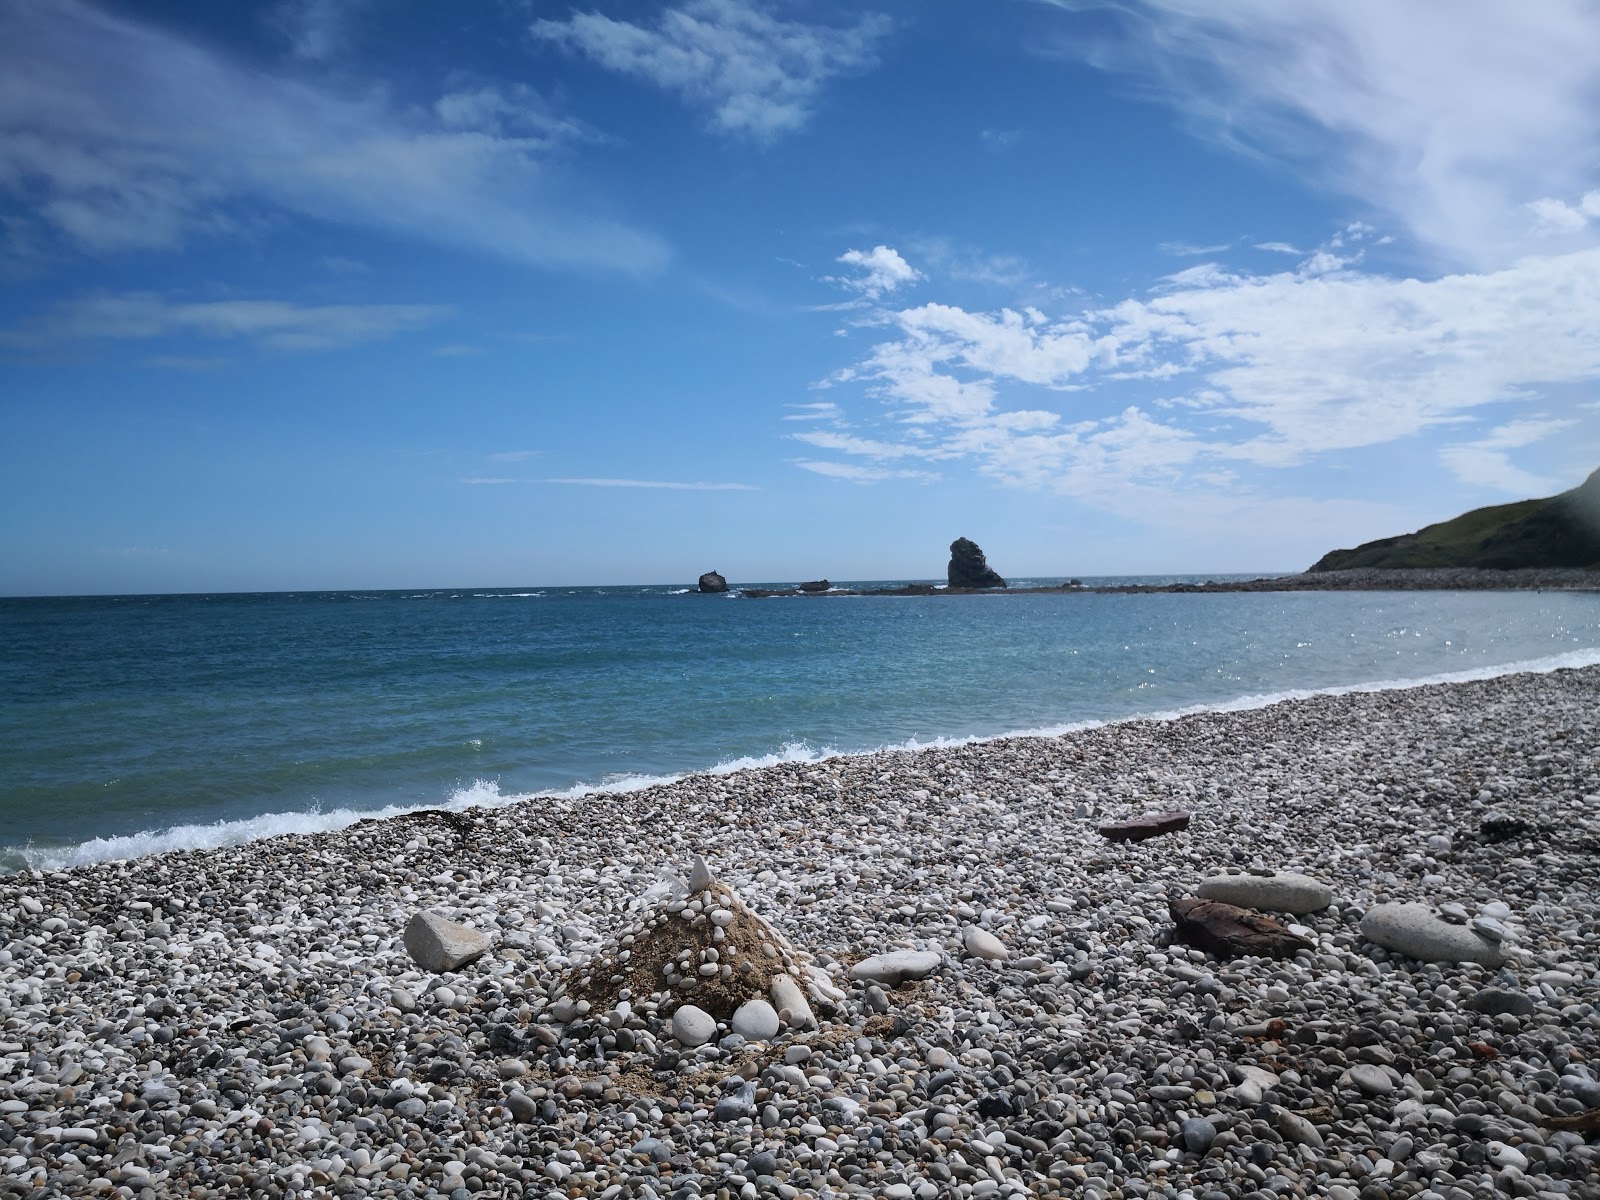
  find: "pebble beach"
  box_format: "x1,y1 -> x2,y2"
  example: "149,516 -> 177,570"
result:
3,666 -> 1599,1200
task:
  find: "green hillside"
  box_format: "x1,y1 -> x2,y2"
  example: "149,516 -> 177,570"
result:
1310,467 -> 1600,571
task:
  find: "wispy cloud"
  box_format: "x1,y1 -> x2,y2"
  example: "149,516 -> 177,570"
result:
793,460 -> 938,483
1439,417 -> 1579,494
532,0 -> 891,143
781,401 -> 841,421
545,477 -> 758,491
0,0 -> 668,272
486,450 -> 539,463
3,293 -> 450,351
1047,0 -> 1600,267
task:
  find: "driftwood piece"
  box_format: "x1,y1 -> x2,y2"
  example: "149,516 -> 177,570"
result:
1099,810 -> 1192,842
1540,1108 -> 1600,1134
1170,897 -> 1313,959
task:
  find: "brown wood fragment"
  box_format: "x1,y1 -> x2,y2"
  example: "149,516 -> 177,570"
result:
1098,810 -> 1192,842
1540,1108 -> 1600,1133
1169,897 -> 1313,960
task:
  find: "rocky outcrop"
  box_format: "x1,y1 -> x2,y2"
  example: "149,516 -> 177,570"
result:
947,538 -> 1006,589
798,579 -> 830,593
697,571 -> 729,593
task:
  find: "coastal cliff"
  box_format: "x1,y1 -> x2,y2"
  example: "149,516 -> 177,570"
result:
1311,467 -> 1600,571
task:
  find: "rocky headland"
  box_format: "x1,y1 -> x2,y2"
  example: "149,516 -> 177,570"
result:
3,668 -> 1600,1198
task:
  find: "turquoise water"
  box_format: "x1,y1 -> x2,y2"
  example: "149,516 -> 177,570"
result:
2,580 -> 1598,872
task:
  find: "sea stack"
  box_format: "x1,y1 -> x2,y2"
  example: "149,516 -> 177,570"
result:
947,537 -> 1007,589
697,570 -> 729,593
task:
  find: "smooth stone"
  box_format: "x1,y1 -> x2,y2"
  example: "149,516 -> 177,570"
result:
1360,903 -> 1506,966
769,974 -> 816,1029
1465,987 -> 1535,1017
506,1092 -> 539,1124
1195,871 -> 1333,914
671,1004 -> 716,1048
1348,1064 -> 1395,1095
1470,916 -> 1507,942
1179,1117 -> 1217,1155
962,925 -> 1008,962
1436,902 -> 1471,924
403,911 -> 492,973
1425,834 -> 1452,854
1271,1106 -> 1325,1149
747,1150 -> 779,1177
1486,1142 -> 1528,1171
731,998 -> 780,1041
848,949 -> 942,987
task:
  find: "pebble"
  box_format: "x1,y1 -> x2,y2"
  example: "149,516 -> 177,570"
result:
2,667 -> 1597,1200
962,924 -> 1008,961
670,1004 -> 716,1047
730,997 -> 780,1040
847,948 -> 941,986
1360,902 -> 1507,965
1194,870 -> 1333,913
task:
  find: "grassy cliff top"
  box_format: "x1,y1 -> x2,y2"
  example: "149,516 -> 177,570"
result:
1310,468 -> 1600,571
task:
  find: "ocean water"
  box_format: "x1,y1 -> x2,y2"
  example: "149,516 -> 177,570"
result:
3,579 -> 1598,873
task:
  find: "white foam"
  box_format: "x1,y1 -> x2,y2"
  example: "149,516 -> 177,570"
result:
10,648 -> 1598,874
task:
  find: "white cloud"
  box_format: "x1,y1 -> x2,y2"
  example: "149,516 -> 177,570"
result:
1438,417 -> 1578,494
544,477 -> 758,491
1254,242 -> 1301,255
798,240 -> 1600,512
781,401 -> 840,421
792,460 -> 937,483
0,0 -> 667,271
486,450 -> 539,463
1050,1 -> 1600,267
531,0 -> 890,142
2,292 -> 450,351
833,245 -> 922,299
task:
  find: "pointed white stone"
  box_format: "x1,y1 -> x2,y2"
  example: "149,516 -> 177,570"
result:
962,925 -> 1008,962
689,855 -> 715,892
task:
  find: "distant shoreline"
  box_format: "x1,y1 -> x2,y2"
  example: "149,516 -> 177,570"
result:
737,565 -> 1600,597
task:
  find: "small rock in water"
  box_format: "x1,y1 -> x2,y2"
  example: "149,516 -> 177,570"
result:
1195,870 -> 1333,914
1360,902 -> 1505,966
962,925 -> 1008,961
403,911 -> 492,973
848,949 -> 942,987
1098,809 -> 1192,842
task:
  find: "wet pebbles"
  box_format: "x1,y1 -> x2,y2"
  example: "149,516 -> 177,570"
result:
2,666 -> 1599,1198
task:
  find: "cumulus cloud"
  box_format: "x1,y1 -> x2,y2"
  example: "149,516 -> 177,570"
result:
532,0 -> 890,142
832,245 -> 922,299
1,292 -> 450,351
796,238 -> 1600,515
1045,0 -> 1600,268
0,0 -> 666,271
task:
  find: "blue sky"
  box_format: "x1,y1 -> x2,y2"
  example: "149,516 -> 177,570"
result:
3,0 -> 1599,594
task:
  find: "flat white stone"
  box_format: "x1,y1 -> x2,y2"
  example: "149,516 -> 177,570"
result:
1360,902 -> 1505,966
962,925 -> 1009,962
731,998 -> 780,1041
848,949 -> 942,987
1195,871 -> 1333,914
670,1004 -> 716,1047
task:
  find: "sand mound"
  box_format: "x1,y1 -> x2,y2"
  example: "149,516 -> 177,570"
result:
566,857 -> 837,1021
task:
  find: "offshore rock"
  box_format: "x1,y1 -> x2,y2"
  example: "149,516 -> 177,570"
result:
697,570 -> 729,593
947,537 -> 1007,589
403,911 -> 492,973
1169,897 -> 1313,959
798,579 -> 830,592
1100,809 -> 1192,842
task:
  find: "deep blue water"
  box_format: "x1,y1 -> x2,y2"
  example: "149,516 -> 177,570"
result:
3,579 -> 1598,872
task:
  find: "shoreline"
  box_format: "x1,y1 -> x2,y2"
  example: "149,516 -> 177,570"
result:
739,566 -> 1600,597
3,667 -> 1599,1196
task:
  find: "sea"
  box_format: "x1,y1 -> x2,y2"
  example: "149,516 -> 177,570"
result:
3,578 -> 1599,875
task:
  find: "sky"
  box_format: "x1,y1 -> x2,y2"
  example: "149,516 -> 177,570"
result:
3,0 -> 1599,594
